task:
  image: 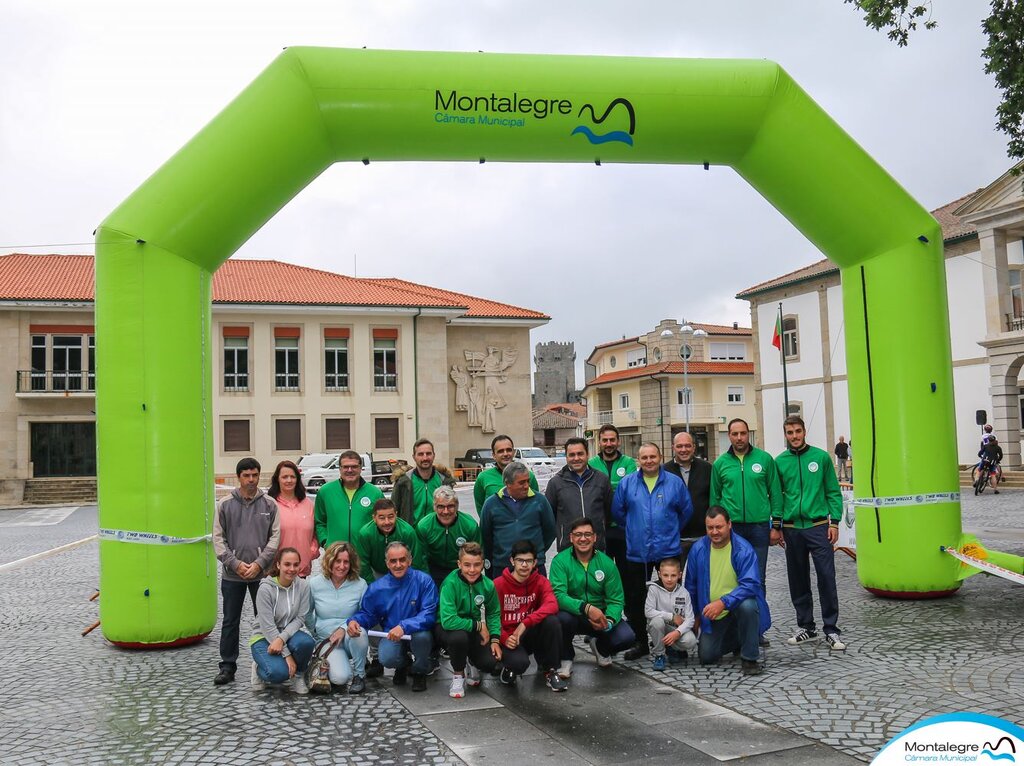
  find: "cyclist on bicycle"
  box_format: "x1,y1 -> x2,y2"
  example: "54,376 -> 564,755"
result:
976,425 -> 1003,484
978,437 -> 1003,494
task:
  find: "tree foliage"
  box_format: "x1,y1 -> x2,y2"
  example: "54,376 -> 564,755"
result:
846,0 -> 1024,160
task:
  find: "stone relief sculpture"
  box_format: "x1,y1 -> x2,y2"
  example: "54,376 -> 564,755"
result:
452,346 -> 517,433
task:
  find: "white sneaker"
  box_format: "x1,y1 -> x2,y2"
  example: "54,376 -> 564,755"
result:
250,661 -> 266,691
449,674 -> 466,699
291,674 -> 309,695
588,637 -> 612,668
558,659 -> 573,678
824,633 -> 846,651
464,663 -> 481,687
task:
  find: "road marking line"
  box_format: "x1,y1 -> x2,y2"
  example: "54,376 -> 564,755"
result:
0,535 -> 97,573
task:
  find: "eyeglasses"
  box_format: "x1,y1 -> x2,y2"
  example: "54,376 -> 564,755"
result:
435,503 -> 458,510
570,531 -> 595,539
340,464 -> 361,471
513,558 -> 537,566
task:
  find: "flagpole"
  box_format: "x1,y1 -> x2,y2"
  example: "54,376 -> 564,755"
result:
779,302 -> 789,418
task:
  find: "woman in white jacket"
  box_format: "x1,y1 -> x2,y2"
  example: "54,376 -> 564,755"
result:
249,547 -> 315,693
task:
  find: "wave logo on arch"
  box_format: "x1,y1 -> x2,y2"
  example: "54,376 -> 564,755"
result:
871,713 -> 1023,765
571,98 -> 635,147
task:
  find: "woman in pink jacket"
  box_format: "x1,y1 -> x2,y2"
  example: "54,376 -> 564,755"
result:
269,460 -> 320,577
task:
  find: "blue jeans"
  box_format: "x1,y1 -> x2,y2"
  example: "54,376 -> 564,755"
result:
326,631 -> 370,684
377,630 -> 433,675
251,632 -> 315,683
556,611 -> 636,661
697,597 -> 760,664
731,522 -> 770,595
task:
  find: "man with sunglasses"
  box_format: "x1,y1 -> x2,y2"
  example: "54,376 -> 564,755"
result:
314,450 -> 384,549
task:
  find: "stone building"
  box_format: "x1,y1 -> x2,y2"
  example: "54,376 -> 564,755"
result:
533,340 -> 577,407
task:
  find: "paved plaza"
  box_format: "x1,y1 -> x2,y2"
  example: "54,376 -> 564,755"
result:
1,489 -> 1022,764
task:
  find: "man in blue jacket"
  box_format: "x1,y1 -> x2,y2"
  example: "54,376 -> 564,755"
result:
684,506 -> 770,675
349,541 -> 437,692
480,461 -> 556,578
610,442 -> 692,660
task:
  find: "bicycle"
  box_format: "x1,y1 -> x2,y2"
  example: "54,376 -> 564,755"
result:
974,461 -> 995,495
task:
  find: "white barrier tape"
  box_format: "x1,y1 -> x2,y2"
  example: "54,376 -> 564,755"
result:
851,492 -> 960,508
367,629 -> 412,642
98,528 -> 212,546
941,547 -> 1024,586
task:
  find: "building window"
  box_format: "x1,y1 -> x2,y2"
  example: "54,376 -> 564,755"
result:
727,386 -> 745,404
374,416 -> 400,449
275,331 -> 300,391
325,418 -> 352,450
786,401 -> 803,418
626,348 -> 646,368
223,419 -> 251,452
88,335 -> 95,391
782,316 -> 799,360
30,335 -> 46,391
275,418 -> 302,452
325,339 -> 349,390
676,387 -> 692,406
619,393 -> 630,409
224,336 -> 249,391
1012,270 -> 1023,318
609,355 -> 617,369
373,331 -> 398,391
52,335 -> 83,391
710,342 -> 746,361
680,344 -> 692,360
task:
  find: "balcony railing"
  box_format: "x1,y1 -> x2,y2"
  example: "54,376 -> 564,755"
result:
588,409 -> 638,428
1006,313 -> 1024,332
670,402 -> 725,423
17,369 -> 95,394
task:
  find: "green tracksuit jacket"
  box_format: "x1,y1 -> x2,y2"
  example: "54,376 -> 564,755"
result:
773,444 -> 843,528
588,453 -> 637,494
710,446 -> 782,524
416,512 -> 482,573
438,569 -> 501,636
352,518 -> 427,582
548,547 -> 625,623
313,479 -> 384,547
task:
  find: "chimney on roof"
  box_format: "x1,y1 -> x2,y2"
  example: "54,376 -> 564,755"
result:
733,322 -> 738,329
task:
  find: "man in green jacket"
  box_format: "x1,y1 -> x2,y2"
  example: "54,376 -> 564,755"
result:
549,517 -> 635,677
473,434 -> 539,513
710,419 -> 782,612
417,485 -> 482,588
314,450 -> 384,548
587,424 -> 637,607
352,498 -> 427,582
392,438 -> 458,524
774,416 -> 845,651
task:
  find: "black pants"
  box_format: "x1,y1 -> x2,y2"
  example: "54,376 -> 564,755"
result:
219,578 -> 260,673
556,611 -> 636,661
783,525 -> 840,635
501,614 -> 562,675
435,627 -> 499,674
622,559 -> 664,646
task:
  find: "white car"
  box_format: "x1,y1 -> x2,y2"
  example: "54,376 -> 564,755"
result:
514,447 -> 558,478
300,452 -> 404,492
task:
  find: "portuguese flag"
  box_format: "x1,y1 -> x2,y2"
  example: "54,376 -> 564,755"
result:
771,313 -> 782,350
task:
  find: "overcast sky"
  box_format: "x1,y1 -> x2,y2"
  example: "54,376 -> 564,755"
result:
0,0 -> 1010,383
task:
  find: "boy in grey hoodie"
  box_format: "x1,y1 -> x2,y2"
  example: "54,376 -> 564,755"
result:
212,457 -> 281,685
644,557 -> 697,670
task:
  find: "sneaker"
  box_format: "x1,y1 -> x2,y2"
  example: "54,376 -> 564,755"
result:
392,666 -> 407,686
411,673 -> 427,692
449,674 -> 466,699
429,656 -> 441,675
588,637 -> 613,667
557,660 -> 573,679
250,661 -> 265,692
499,667 -> 517,686
291,674 -> 310,695
213,669 -> 235,686
824,633 -> 846,651
365,658 -> 384,679
348,675 -> 366,694
464,663 -> 481,687
545,670 -> 569,692
994,490 -> 1000,494
759,635 -> 771,647
741,659 -> 763,676
622,643 -> 649,661
786,628 -> 819,646
651,654 -> 666,671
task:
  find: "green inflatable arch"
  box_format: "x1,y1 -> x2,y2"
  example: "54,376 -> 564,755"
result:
96,47 -> 960,646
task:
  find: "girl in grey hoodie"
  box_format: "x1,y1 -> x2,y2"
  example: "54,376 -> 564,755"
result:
249,547 -> 315,693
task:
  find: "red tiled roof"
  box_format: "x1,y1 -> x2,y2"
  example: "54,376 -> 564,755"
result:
736,190 -> 982,299
533,408 -> 584,429
586,361 -> 754,387
692,322 -> 751,336
593,335 -> 640,351
0,254 -> 547,319
545,402 -> 587,418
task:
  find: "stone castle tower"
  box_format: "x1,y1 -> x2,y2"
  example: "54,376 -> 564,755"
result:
533,341 -> 577,407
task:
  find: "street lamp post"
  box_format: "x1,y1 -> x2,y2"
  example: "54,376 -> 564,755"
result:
679,324 -> 707,433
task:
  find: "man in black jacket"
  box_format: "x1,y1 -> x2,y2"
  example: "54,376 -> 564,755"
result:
546,437 -> 612,551
664,432 -> 711,561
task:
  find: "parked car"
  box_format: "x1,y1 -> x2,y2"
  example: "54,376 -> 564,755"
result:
300,452 -> 408,492
514,447 -> 558,475
454,449 -> 496,471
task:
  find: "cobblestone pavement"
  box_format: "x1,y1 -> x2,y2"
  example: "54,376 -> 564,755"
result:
622,490 -> 1024,762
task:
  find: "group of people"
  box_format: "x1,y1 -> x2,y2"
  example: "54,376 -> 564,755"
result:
211,419 -> 846,697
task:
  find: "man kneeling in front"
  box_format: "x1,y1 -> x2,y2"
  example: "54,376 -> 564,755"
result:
684,506 -> 770,675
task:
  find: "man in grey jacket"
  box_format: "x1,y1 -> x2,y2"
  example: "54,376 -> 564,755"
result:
545,438 -> 612,551
212,457 -> 281,685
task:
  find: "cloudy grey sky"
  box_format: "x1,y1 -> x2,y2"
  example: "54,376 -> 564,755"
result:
0,0 -> 1009,383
